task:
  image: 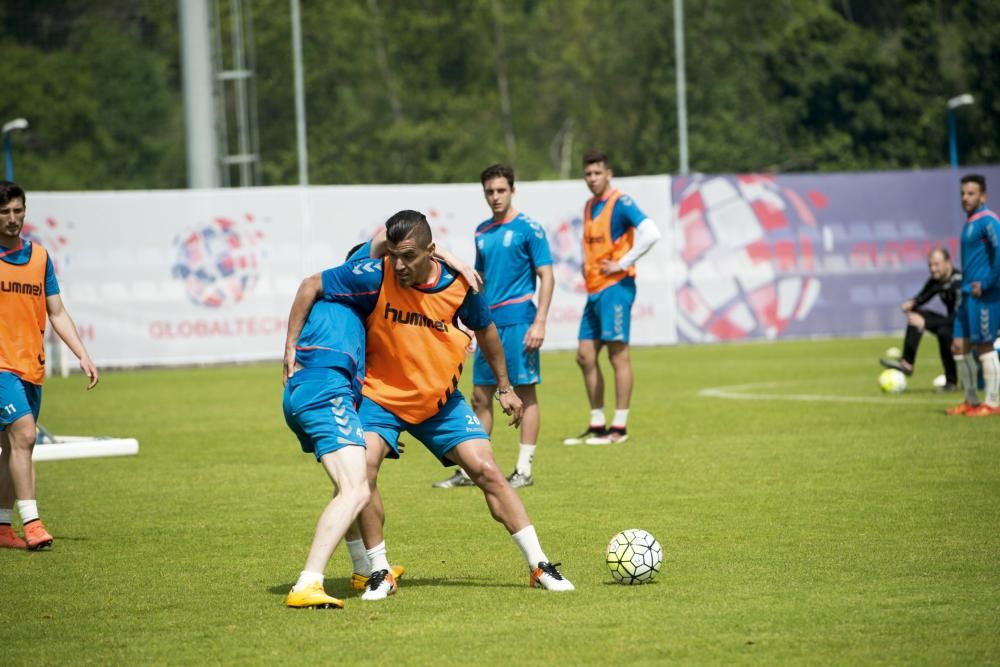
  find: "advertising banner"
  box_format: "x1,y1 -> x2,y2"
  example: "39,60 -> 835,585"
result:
671,166 -> 1000,342
28,176 -> 673,367
27,165 -> 999,367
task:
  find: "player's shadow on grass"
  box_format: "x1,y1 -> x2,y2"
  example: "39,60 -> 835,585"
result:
601,580 -> 660,586
46,535 -> 89,542
268,577 -> 520,596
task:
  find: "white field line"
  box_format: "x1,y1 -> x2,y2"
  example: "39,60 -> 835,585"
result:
699,381 -> 949,405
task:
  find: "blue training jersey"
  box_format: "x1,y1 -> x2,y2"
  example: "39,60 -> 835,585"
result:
474,211 -> 552,327
960,205 -> 1000,300
294,300 -> 366,390
0,240 -> 60,296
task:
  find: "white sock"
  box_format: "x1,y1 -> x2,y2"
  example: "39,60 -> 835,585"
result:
980,351 -> 1000,407
612,409 -> 629,429
0,508 -> 12,525
516,444 -> 536,476
955,355 -> 979,404
589,409 -> 605,427
366,541 -> 390,573
292,570 -> 324,592
511,525 -> 548,568
346,538 -> 370,575
16,499 -> 38,524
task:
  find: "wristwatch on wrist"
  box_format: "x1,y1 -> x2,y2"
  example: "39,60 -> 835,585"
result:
494,386 -> 513,401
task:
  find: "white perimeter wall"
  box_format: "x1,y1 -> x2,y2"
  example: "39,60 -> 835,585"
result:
32,176 -> 675,368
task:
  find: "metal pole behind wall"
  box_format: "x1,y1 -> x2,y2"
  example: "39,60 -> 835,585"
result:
291,0 -> 309,185
674,0 -> 689,176
179,0 -> 220,188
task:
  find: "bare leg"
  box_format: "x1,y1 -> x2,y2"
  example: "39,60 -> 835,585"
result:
607,341 -> 633,410
345,522 -> 362,542
358,432 -> 390,549
446,439 -> 530,534
6,415 -> 37,501
447,438 -> 574,589
575,339 -> 604,410
0,432 -> 14,509
302,445 -> 370,574
471,384 -> 495,437
516,384 -> 539,445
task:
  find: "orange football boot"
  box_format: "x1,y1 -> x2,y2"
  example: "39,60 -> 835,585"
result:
966,403 -> 1000,417
945,401 -> 978,416
24,521 -> 53,551
0,525 -> 26,549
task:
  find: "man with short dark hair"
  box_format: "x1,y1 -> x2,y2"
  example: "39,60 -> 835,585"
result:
946,174 -> 1000,416
880,248 -> 962,391
564,151 -> 660,446
286,210 -> 574,600
434,164 -> 554,489
0,181 -> 99,551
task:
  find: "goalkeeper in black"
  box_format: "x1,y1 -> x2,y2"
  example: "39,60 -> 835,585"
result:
880,248 -> 962,391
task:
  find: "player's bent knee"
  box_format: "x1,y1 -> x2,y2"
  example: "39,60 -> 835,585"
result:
345,483 -> 372,513
467,459 -> 503,487
6,418 -> 36,450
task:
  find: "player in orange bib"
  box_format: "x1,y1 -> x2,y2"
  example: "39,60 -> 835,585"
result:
0,181 -> 99,551
563,151 -> 661,446
285,210 -> 574,598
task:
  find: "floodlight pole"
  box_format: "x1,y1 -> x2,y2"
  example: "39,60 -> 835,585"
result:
947,93 -> 974,171
291,0 -> 309,186
2,118 -> 29,181
674,0 -> 689,175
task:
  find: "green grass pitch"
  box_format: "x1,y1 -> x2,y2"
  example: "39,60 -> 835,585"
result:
2,337 -> 998,665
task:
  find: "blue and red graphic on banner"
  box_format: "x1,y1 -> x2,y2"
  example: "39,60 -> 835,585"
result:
673,166 -> 1000,341
172,215 -> 264,308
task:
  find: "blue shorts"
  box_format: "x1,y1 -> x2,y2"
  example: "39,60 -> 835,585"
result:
0,372 -> 42,426
473,321 -> 540,386
359,391 -> 489,466
578,280 -> 636,343
283,368 -> 365,460
953,295 -> 1000,344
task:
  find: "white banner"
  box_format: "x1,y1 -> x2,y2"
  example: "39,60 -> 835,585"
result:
29,176 -> 674,367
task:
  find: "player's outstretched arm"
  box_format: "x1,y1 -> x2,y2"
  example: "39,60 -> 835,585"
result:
45,294 -> 99,389
283,273 -> 323,385
474,323 -> 523,427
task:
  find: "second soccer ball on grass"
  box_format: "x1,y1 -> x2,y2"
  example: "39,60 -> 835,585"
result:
878,368 -> 907,394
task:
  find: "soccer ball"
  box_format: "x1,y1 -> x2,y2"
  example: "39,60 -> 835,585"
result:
878,368 -> 907,394
606,529 -> 663,585
932,374 -> 947,389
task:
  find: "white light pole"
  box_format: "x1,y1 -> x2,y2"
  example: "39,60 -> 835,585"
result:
674,0 -> 689,175
3,118 -> 29,181
291,0 -> 308,186
947,93 -> 974,170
